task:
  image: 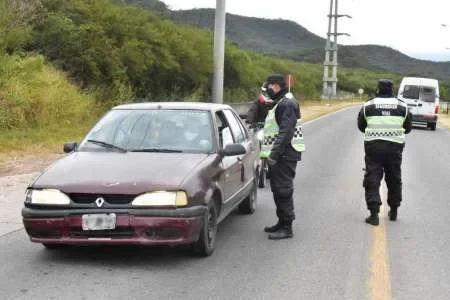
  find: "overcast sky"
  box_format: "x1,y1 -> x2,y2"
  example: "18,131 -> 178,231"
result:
163,0 -> 450,61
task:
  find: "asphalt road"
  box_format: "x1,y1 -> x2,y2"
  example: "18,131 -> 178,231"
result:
1,106 -> 449,300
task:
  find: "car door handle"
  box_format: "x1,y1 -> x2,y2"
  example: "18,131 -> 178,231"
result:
418,103 -> 422,107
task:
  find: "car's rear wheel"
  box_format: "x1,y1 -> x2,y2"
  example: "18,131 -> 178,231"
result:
191,202 -> 217,257
43,243 -> 65,250
239,179 -> 257,214
258,159 -> 267,188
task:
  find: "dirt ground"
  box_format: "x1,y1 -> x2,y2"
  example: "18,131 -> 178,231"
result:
0,153 -> 65,177
439,113 -> 450,129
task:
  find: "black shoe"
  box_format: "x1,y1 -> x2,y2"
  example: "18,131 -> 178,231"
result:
264,221 -> 282,233
388,208 -> 398,221
268,227 -> 293,240
365,212 -> 379,226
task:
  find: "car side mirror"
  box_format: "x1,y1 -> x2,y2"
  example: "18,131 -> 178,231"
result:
63,142 -> 78,153
222,143 -> 246,156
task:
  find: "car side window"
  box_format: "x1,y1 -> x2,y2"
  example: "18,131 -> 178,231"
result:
233,111 -> 249,140
215,111 -> 234,149
223,109 -> 245,144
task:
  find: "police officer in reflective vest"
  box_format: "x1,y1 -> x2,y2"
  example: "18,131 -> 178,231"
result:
358,79 -> 412,226
260,74 -> 305,239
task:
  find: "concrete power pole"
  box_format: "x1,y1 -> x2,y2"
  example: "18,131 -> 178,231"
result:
212,0 -> 226,104
322,0 -> 351,100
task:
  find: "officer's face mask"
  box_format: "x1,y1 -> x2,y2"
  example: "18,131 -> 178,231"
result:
266,84 -> 278,99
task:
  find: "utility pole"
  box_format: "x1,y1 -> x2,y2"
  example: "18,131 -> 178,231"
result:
212,0 -> 226,103
322,0 -> 351,100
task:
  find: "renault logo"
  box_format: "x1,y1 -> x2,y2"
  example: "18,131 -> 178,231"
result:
95,197 -> 105,207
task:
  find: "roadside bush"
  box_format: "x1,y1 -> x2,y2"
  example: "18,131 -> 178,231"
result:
0,54 -> 98,130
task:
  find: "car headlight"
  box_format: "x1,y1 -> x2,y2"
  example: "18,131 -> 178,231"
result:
131,191 -> 187,207
25,189 -> 71,205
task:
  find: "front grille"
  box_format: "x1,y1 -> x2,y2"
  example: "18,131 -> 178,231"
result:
70,227 -> 135,238
69,194 -> 135,205
145,227 -> 182,239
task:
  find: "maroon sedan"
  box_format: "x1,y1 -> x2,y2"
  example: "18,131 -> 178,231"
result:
22,102 -> 259,256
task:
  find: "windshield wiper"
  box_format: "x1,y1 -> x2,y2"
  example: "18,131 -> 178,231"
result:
130,148 -> 183,153
86,139 -> 127,153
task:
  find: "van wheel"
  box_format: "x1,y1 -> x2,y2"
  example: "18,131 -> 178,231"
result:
239,179 -> 257,214
191,202 -> 217,257
429,123 -> 436,131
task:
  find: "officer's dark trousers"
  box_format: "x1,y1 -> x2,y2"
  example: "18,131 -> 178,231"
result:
363,141 -> 404,213
269,158 -> 297,224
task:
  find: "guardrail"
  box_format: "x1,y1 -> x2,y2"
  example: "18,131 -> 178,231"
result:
228,102 -> 252,118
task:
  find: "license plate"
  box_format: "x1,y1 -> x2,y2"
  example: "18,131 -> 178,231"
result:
82,213 -> 116,231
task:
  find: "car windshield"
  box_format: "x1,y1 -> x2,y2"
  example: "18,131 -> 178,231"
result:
78,109 -> 214,153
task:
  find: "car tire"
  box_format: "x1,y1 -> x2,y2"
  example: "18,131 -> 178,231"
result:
258,160 -> 267,188
239,179 -> 257,214
43,243 -> 65,250
191,202 -> 217,257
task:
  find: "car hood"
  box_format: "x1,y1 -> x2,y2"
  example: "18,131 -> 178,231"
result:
32,151 -> 209,194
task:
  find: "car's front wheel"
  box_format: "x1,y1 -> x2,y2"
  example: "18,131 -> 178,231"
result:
191,202 -> 217,257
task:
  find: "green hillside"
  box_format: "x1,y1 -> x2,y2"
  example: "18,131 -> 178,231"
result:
168,8 -> 450,82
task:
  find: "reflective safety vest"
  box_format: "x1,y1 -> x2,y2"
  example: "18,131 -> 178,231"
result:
259,99 -> 305,158
364,98 -> 408,144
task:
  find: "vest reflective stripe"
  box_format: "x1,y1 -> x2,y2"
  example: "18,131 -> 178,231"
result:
364,106 -> 406,144
259,101 -> 305,158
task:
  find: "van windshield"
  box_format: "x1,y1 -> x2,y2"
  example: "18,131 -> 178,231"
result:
402,85 -> 436,102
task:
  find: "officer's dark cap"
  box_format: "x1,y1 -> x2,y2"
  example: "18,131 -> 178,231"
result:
266,74 -> 286,88
377,79 -> 394,96
377,79 -> 393,90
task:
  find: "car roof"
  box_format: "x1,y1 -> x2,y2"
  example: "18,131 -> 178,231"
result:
112,101 -> 233,112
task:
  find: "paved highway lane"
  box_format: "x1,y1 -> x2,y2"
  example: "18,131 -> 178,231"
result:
1,106 -> 449,300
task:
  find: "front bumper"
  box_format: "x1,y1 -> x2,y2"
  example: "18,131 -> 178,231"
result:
22,206 -> 206,246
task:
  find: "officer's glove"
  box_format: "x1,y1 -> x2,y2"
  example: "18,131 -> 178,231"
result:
267,157 -> 277,166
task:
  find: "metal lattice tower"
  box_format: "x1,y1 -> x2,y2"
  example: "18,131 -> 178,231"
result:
322,0 -> 350,99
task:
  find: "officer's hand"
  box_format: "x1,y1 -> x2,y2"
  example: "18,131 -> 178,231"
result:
267,157 -> 277,166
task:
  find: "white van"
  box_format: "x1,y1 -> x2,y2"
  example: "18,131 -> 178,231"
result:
397,77 -> 440,130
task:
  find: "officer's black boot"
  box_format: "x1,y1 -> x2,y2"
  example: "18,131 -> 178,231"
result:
268,222 -> 293,240
365,210 -> 379,226
264,220 -> 282,233
388,207 -> 398,221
